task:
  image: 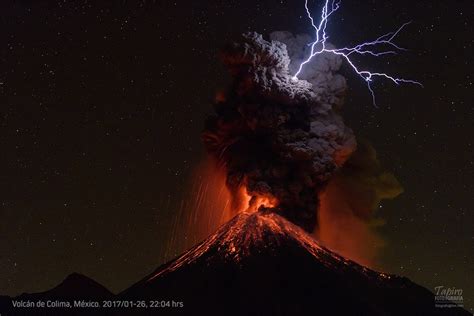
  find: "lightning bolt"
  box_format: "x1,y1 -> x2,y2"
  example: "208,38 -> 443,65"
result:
293,0 -> 423,106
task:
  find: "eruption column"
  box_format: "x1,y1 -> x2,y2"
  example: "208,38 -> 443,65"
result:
202,32 -> 356,232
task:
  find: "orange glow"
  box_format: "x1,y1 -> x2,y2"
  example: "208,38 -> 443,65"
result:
314,177 -> 383,268
170,157 -> 279,253
242,187 -> 278,212
188,158 -> 235,238
214,91 -> 226,103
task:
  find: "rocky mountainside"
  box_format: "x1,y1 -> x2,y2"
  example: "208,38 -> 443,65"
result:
1,211 -> 470,315
121,211 -> 470,316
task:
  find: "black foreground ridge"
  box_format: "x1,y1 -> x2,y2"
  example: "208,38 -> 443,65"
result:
1,211 -> 470,315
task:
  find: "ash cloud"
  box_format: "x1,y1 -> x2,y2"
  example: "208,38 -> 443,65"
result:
202,32 -> 356,232
270,31 -> 347,108
317,140 -> 403,267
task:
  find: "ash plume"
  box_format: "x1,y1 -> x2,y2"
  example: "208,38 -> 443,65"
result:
270,31 -> 347,108
202,32 -> 356,232
317,140 -> 403,267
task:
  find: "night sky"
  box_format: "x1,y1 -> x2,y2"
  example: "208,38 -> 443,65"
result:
1,0 -> 472,310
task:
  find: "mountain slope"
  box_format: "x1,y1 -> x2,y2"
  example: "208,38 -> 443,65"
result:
26,273 -> 113,299
1,211 -> 469,315
0,273 -> 113,315
122,211 -> 469,316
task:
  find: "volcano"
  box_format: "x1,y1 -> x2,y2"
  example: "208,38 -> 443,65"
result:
121,211 -> 469,316
1,211 -> 470,315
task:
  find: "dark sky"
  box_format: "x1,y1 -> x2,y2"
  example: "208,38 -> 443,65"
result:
1,0 -> 472,310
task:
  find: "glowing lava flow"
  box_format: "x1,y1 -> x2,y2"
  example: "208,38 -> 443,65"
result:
293,0 -> 422,106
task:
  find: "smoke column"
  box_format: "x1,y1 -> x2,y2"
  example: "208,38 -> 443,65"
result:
202,32 -> 356,232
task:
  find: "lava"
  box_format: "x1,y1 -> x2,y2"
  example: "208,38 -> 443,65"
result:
121,209 -> 471,316
149,211 -> 374,281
